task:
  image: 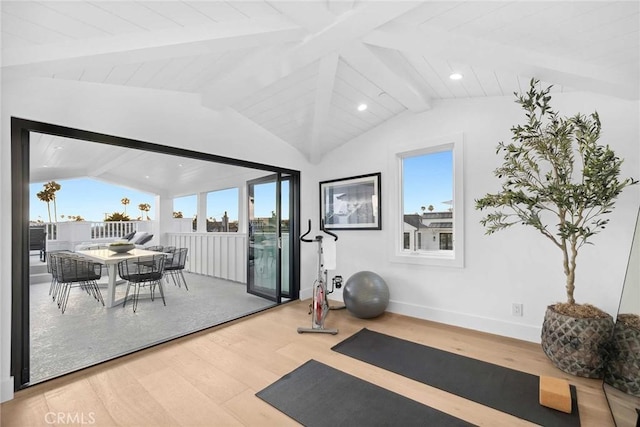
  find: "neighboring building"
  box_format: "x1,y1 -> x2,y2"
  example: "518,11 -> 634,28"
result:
403,211 -> 453,251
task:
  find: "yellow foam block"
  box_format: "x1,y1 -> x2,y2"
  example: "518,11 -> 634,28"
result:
539,376 -> 572,414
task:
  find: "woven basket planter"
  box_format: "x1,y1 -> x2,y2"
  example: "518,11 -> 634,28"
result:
541,305 -> 614,378
604,315 -> 640,396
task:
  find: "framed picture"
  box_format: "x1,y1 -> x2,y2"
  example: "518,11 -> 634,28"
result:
320,172 -> 381,230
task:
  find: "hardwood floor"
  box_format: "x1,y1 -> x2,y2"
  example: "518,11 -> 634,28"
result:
1,300 -> 614,426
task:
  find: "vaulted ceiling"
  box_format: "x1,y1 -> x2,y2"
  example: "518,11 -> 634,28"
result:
3,1 -> 639,193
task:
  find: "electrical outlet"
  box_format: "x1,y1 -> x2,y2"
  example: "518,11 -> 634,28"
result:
512,303 -> 523,317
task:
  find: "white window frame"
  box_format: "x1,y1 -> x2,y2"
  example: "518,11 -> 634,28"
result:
389,133 -> 464,268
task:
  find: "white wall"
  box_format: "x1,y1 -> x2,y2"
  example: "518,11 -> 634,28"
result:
315,92 -> 640,344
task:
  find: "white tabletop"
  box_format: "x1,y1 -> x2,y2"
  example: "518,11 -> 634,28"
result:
76,248 -> 164,265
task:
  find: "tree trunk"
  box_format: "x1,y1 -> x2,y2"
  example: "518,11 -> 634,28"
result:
565,269 -> 575,304
566,238 -> 578,304
560,238 -> 575,304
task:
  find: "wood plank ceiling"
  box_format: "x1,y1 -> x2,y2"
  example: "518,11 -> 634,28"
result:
3,1 -> 639,192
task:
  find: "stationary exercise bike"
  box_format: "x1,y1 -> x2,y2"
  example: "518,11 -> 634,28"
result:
297,219 -> 342,335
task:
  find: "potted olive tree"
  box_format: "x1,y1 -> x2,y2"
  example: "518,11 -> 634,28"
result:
476,79 -> 637,378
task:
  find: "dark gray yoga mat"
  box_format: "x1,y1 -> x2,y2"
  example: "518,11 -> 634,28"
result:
256,359 -> 474,426
332,328 -> 581,427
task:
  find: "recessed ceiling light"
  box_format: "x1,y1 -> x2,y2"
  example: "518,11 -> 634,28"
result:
145,175 -> 150,179
178,163 -> 183,167
357,103 -> 368,112
449,73 -> 463,80
54,146 -> 63,150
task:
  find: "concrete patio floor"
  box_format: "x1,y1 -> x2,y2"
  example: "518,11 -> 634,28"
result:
29,260 -> 277,384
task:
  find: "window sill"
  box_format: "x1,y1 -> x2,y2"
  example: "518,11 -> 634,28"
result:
390,251 -> 463,268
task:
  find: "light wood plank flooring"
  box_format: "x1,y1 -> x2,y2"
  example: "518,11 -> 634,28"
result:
1,300 -> 614,426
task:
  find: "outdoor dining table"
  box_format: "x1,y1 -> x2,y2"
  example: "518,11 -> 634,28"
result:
76,248 -> 165,308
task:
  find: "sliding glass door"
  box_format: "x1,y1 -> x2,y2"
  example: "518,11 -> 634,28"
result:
247,174 -> 294,302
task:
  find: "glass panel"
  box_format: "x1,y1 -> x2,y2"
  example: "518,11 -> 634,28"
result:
206,188 -> 239,232
248,179 -> 278,300
402,149 -> 453,253
173,194 -> 197,231
281,179 -> 290,298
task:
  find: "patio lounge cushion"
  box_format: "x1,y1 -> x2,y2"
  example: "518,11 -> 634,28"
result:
122,231 -> 136,241
136,234 -> 153,245
129,232 -> 149,244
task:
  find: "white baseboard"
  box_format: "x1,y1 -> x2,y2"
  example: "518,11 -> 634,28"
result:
296,292 -> 542,343
387,300 -> 542,343
1,377 -> 14,403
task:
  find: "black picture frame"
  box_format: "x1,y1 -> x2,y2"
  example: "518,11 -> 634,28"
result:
319,172 -> 381,230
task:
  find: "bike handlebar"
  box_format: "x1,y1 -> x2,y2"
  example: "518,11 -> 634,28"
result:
321,219 -> 338,241
300,219 -> 314,242
300,219 -> 338,242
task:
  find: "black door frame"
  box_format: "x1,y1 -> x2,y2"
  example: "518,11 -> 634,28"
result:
10,117 -> 301,391
246,173 -> 299,303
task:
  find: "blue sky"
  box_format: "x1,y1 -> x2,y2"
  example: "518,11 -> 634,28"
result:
30,179 -> 156,222
31,178 -> 276,222
173,188 -> 243,221
403,150 -> 453,214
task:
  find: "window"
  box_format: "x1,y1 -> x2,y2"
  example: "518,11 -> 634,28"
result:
440,233 -> 453,250
173,194 -> 197,230
391,134 -> 464,267
206,188 -> 239,232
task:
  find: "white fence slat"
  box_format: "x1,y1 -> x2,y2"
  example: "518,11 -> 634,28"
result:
166,232 -> 246,283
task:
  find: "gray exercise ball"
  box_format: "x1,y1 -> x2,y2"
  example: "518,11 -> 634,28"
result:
343,271 -> 389,319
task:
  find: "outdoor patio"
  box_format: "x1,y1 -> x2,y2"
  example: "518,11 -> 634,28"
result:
29,254 -> 276,384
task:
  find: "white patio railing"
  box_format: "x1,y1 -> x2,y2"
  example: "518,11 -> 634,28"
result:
163,231 -> 290,284
40,221 -> 152,252
35,221 -> 250,284
90,221 -> 138,239
166,232 -> 247,283
40,221 -> 141,242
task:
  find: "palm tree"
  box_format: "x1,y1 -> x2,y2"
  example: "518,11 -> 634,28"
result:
105,212 -> 131,221
138,203 -> 151,220
44,181 -> 61,222
36,189 -> 54,223
121,197 -> 130,215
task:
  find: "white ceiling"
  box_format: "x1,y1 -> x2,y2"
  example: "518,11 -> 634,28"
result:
3,1 -> 639,193
28,132 -> 269,198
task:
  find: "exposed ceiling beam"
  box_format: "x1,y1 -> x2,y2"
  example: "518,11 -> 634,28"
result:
271,1 -> 430,113
340,42 -> 431,112
201,1 -> 422,109
2,16 -> 305,79
308,52 -> 339,164
268,1 -> 335,33
363,23 -> 639,100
